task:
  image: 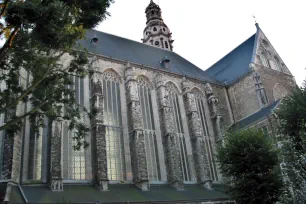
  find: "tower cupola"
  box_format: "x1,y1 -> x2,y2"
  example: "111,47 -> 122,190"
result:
142,0 -> 174,51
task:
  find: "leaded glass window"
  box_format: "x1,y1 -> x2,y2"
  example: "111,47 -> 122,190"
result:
28,124 -> 43,180
26,114 -> 48,181
63,76 -> 91,181
102,71 -> 125,181
137,76 -> 160,182
193,90 -> 219,181
166,82 -> 191,182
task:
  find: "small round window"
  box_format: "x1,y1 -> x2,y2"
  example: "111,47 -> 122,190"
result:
155,41 -> 160,46
153,27 -> 157,32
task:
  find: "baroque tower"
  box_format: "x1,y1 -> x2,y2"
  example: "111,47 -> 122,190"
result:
142,0 -> 174,51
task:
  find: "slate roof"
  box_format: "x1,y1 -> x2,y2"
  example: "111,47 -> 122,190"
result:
206,34 -> 256,85
232,100 -> 281,130
10,184 -> 231,203
76,30 -> 221,84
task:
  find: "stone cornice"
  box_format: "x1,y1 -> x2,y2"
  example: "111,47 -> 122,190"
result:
81,51 -> 225,88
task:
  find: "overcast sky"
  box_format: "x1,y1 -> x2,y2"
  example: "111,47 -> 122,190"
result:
96,0 -> 306,86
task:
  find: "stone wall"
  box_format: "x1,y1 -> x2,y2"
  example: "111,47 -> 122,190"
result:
227,73 -> 260,122
253,64 -> 296,103
210,85 -> 233,126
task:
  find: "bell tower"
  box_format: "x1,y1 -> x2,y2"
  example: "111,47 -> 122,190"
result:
142,0 -> 174,51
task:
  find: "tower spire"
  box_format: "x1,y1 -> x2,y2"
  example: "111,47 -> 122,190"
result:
142,0 -> 174,51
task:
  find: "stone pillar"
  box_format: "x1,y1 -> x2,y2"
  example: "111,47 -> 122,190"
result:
90,73 -> 108,191
155,74 -> 184,190
204,83 -> 224,142
49,120 -> 63,191
1,108 -> 22,183
182,91 -> 212,188
125,67 -> 149,191
1,133 -> 22,183
204,83 -> 224,184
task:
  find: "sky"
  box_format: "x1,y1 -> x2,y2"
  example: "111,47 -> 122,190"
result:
96,0 -> 306,86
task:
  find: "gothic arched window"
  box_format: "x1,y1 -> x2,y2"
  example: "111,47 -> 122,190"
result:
137,76 -> 160,182
63,76 -> 91,181
192,89 -> 218,181
153,27 -> 157,32
27,117 -> 48,181
166,82 -> 191,182
101,70 -> 125,181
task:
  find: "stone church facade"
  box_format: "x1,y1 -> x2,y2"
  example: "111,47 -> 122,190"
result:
0,1 -> 296,203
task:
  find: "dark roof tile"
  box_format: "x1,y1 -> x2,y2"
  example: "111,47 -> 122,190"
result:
206,34 -> 256,85
76,30 -> 221,84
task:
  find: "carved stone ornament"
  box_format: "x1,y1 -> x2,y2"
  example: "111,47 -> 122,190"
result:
207,96 -> 220,117
204,83 -> 213,96
181,77 -> 191,94
50,179 -> 63,192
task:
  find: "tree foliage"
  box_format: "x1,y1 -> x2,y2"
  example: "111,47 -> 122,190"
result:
216,129 -> 282,204
0,0 -> 113,150
277,81 -> 306,204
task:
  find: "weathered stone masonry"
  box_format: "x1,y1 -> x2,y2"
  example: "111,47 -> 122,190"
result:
125,67 -> 149,191
90,73 -> 109,191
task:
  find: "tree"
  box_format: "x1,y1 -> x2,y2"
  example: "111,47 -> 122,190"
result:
216,129 -> 283,204
277,81 -> 306,204
0,0 -> 113,149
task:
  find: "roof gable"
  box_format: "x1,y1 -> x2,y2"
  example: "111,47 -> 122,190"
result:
205,34 -> 256,85
76,30 -> 220,84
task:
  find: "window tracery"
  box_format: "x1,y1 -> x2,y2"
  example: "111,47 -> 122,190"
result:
136,76 -> 160,182
63,76 -> 91,181
101,70 -> 125,181
166,82 -> 191,182
191,88 -> 218,181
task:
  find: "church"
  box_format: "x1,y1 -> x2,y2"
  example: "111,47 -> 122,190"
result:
0,0 -> 296,203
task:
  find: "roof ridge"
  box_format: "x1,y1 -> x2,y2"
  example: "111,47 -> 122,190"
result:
205,33 -> 256,71
91,28 -> 175,54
